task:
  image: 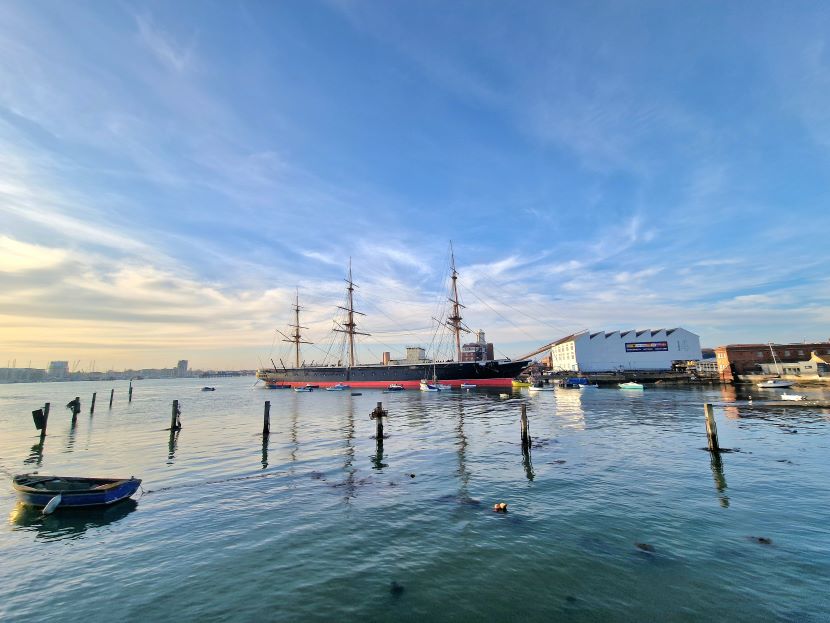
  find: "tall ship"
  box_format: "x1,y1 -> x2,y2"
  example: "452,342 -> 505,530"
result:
256,251 -> 529,389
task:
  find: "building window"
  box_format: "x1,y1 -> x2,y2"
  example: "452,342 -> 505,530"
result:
756,352 -> 763,358
784,350 -> 790,356
798,350 -> 804,356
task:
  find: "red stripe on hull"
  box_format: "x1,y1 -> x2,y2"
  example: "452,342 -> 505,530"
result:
273,378 -> 514,389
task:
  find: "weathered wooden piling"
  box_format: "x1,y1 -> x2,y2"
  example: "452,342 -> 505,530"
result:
128,381 -> 133,402
170,399 -> 182,431
42,402 -> 50,436
109,388 -> 114,409
704,403 -> 720,453
520,403 -> 530,446
370,401 -> 387,439
67,396 -> 80,423
90,392 -> 97,414
263,400 -> 271,437
32,408 -> 45,433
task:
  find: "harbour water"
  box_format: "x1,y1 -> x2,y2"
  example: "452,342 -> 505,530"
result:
0,379 -> 828,621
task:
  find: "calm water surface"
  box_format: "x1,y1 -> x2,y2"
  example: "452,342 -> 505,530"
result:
0,379 -> 828,622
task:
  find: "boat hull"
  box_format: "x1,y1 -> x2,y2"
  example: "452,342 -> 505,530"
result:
12,475 -> 141,508
257,360 -> 529,389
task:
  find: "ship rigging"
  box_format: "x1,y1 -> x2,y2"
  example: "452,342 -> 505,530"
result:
256,250 -> 530,389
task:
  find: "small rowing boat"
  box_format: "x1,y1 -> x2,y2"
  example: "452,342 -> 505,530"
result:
12,474 -> 141,510
460,383 -> 477,389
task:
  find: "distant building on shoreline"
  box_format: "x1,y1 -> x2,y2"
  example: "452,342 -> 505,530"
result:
175,360 -> 189,378
715,341 -> 830,381
549,328 -> 702,373
461,330 -> 495,362
48,361 -> 69,379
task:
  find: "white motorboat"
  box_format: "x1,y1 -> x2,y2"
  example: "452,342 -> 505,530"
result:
619,382 -> 644,390
324,383 -> 350,391
757,378 -> 795,389
420,380 -> 441,392
528,384 -> 556,392
460,383 -> 477,389
780,393 -> 807,401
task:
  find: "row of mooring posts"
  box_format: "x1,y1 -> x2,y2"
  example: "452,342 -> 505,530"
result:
31,383 -> 136,436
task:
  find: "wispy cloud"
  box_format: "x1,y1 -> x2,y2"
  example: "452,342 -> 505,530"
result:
135,14 -> 197,73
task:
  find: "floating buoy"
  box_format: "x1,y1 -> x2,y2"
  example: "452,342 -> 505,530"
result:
42,493 -> 62,515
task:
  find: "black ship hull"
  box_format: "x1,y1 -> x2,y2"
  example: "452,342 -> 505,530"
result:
256,359 -> 529,389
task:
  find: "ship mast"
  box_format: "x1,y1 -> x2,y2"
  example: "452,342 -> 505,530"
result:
334,260 -> 369,367
447,243 -> 470,362
278,289 -> 312,368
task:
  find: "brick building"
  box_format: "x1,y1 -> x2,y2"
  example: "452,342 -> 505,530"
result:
715,341 -> 830,381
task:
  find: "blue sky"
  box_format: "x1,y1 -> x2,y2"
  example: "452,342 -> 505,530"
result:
1,1 -> 828,370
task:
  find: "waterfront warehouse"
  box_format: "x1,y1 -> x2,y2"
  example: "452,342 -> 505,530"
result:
549,328 -> 702,373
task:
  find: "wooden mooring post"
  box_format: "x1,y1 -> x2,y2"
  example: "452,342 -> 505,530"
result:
263,401 -> 271,437
128,381 -> 133,402
42,402 -> 50,437
32,401 -> 50,436
67,396 -> 81,424
704,403 -> 720,453
90,392 -> 97,414
109,388 -> 114,409
370,401 -> 387,439
520,403 -> 530,447
170,400 -> 182,431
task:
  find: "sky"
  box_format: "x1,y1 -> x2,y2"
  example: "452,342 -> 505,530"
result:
1,1 -> 829,371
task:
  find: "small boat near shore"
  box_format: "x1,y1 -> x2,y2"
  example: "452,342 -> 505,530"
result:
386,384 -> 404,392
780,392 -> 807,401
201,386 -> 216,392
12,474 -> 141,510
325,383 -> 350,391
757,379 -> 795,389
512,379 -> 531,388
294,386 -> 313,392
619,382 -> 644,390
460,383 -> 477,389
528,384 -> 555,392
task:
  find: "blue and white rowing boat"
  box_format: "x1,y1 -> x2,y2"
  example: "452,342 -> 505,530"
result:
12,474 -> 141,510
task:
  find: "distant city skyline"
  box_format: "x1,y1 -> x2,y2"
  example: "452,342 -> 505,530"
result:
1,2 -> 828,369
